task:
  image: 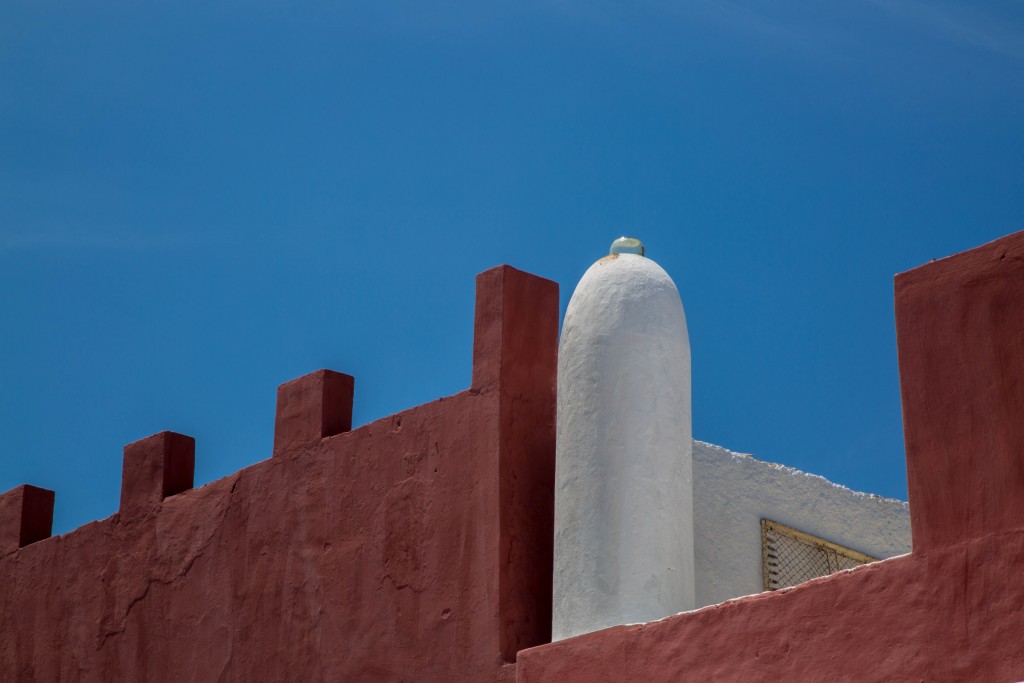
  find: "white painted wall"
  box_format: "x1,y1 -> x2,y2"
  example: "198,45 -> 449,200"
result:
692,440 -> 912,607
554,252 -> 694,641
552,243 -> 911,638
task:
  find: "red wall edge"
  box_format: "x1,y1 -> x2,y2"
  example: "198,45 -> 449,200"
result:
518,531 -> 1024,681
5,230 -> 1024,682
0,264 -> 558,682
516,229 -> 1024,682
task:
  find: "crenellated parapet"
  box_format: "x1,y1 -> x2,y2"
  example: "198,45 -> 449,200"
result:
0,484 -> 54,556
119,431 -> 196,516
273,369 -> 355,458
0,264 -> 558,682
5,232 -> 1024,681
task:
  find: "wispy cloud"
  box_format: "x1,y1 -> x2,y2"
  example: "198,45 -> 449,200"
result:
567,0 -> 1024,64
868,0 -> 1024,61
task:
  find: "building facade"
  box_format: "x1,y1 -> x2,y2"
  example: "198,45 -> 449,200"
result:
2,231 -> 1023,681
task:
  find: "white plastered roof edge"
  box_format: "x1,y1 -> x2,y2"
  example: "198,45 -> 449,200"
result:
694,439 -> 909,508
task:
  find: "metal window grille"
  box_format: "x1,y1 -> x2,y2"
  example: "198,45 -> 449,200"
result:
761,519 -> 877,591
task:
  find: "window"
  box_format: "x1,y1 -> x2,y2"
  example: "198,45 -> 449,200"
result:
761,519 -> 877,591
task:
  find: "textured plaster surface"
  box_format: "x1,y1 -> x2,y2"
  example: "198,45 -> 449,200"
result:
692,440 -> 911,607
0,265 -> 558,683
517,230 -> 1024,683
896,230 -> 1024,552
518,530 -> 1024,683
0,485 -> 55,556
4,231 -> 1024,682
554,253 -> 694,641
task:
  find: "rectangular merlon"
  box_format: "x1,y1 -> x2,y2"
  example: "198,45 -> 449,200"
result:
119,431 -> 195,514
273,369 -> 355,457
895,230 -> 1024,551
470,264 -> 560,660
0,484 -> 55,554
471,264 -> 560,397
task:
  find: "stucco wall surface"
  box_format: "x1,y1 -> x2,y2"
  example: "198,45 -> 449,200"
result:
554,253 -> 694,640
517,529 -> 1024,683
692,440 -> 911,607
0,265 -> 559,683
4,230 -> 1023,682
517,230 -> 1024,683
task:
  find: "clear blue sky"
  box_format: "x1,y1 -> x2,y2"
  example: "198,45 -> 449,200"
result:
2,2 -> 1022,534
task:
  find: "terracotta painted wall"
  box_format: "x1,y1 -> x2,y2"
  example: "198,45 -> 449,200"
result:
4,231 -> 1024,682
517,230 -> 1024,683
0,265 -> 558,683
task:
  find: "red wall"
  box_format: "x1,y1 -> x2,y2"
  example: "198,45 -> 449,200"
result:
4,232 -> 1024,682
0,265 -> 558,682
517,230 -> 1024,682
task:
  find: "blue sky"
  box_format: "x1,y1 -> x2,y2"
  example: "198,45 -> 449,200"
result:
2,1 -> 1022,534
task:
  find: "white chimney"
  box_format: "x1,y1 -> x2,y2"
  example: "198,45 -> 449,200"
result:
553,237 -> 695,640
